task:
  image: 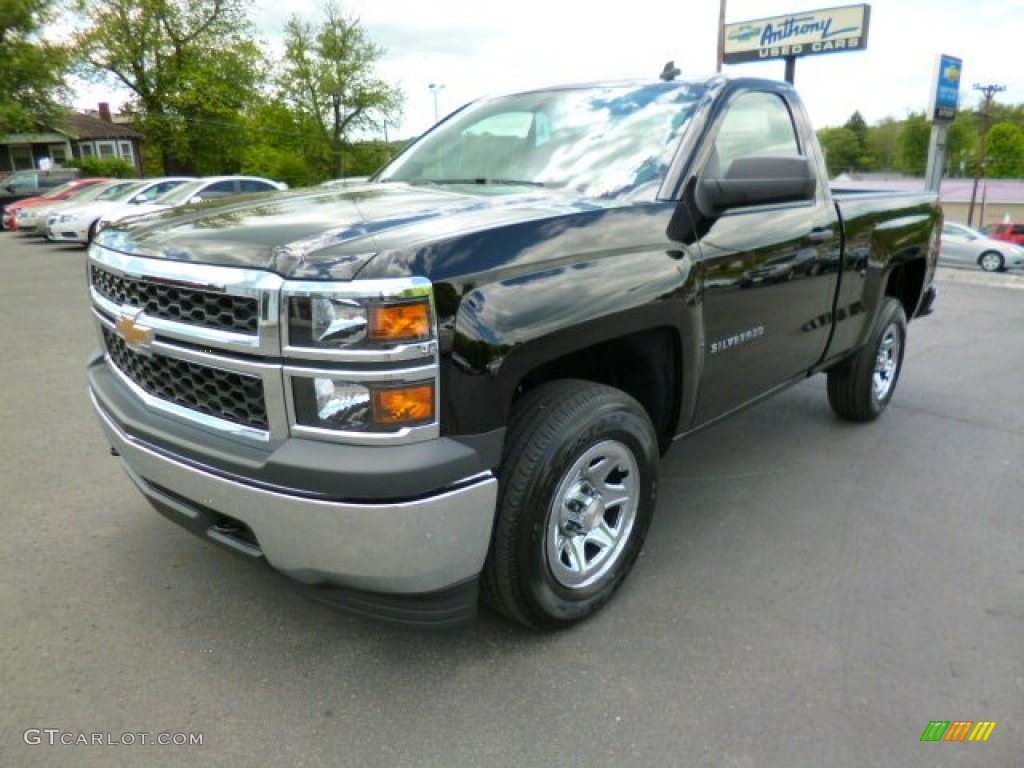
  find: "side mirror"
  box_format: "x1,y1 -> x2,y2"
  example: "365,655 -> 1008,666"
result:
188,195 -> 203,205
696,155 -> 816,217
131,193 -> 148,203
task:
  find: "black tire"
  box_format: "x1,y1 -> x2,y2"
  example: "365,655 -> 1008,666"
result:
481,380 -> 659,629
977,250 -> 1004,273
827,297 -> 907,422
87,219 -> 100,246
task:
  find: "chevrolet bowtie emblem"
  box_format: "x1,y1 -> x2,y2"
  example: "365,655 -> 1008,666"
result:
115,310 -> 155,352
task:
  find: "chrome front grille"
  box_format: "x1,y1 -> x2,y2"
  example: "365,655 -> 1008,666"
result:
102,327 -> 269,430
91,264 -> 259,334
89,244 -> 439,446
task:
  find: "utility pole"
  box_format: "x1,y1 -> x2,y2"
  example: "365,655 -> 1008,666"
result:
967,82 -> 1006,227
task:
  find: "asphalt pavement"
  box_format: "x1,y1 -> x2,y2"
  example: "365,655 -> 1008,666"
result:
2,232 -> 1022,767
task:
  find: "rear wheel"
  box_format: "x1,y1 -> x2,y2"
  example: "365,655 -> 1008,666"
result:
481,380 -> 659,629
978,251 -> 1004,272
827,297 -> 907,422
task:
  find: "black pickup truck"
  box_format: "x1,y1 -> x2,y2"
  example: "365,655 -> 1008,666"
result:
87,76 -> 940,628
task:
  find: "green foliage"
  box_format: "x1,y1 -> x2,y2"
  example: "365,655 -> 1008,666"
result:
987,102 -> 1024,130
945,110 -> 978,176
241,145 -> 317,188
817,127 -> 861,177
985,122 -> 1024,177
896,113 -> 930,175
344,140 -> 395,177
0,0 -> 69,132
863,117 -> 900,171
843,111 -> 868,148
278,1 -> 403,179
66,156 -> 137,178
73,0 -> 268,174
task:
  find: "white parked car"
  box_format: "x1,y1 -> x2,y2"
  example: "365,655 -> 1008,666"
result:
940,221 -> 1024,272
45,177 -> 194,245
16,180 -> 138,234
95,175 -> 288,232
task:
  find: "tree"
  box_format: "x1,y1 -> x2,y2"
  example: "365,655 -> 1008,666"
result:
73,0 -> 267,174
840,111 -> 870,169
864,117 -> 901,171
0,0 -> 69,133
817,127 -> 860,177
241,101 -> 322,187
945,110 -> 977,177
897,113 -> 930,175
278,2 -> 402,179
843,110 -> 868,147
985,122 -> 1024,178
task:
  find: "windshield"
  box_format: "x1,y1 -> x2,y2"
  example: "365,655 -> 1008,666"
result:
378,82 -> 705,199
63,182 -> 123,204
42,181 -> 79,198
94,181 -> 144,201
155,180 -> 210,206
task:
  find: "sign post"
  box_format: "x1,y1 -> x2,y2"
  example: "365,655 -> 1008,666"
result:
924,54 -> 962,194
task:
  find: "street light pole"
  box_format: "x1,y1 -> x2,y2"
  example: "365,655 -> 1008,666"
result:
428,83 -> 446,124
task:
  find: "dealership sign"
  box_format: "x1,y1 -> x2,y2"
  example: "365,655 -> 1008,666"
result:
724,4 -> 871,63
928,54 -> 962,122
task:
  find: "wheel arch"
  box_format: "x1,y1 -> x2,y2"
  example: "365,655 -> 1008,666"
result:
884,257 -> 927,322
510,324 -> 683,455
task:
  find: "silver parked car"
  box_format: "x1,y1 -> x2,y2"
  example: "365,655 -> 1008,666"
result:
940,221 -> 1024,272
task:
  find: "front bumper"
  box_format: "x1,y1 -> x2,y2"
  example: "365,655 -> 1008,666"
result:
46,223 -> 86,243
90,374 -> 500,626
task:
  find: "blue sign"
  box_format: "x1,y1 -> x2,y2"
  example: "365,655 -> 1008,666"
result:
931,54 -> 962,122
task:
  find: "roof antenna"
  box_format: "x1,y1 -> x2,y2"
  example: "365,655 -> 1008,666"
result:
659,61 -> 680,81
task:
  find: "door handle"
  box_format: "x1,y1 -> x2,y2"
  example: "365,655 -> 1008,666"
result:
806,228 -> 833,244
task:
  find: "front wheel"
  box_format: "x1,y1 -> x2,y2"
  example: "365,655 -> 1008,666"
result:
481,380 -> 659,629
827,297 -> 907,422
978,251 -> 1004,272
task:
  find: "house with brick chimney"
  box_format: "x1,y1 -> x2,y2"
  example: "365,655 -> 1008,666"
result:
0,103 -> 144,175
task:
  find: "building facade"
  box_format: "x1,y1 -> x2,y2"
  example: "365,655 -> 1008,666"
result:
0,104 -> 143,175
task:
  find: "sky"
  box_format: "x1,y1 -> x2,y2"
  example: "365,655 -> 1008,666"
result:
73,0 -> 1024,139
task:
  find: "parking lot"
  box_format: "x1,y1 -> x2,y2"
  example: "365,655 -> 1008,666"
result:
2,231 -> 1022,767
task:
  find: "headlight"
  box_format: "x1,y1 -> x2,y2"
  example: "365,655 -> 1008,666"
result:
291,377 -> 435,432
310,296 -> 367,345
283,277 -> 439,440
286,292 -> 433,351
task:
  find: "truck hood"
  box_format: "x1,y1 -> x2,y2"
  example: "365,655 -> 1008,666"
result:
94,182 -> 616,281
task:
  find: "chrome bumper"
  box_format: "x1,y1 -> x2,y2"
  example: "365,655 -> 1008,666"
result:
92,391 -> 499,596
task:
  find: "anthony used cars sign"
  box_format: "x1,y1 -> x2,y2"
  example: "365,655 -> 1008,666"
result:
724,4 -> 870,63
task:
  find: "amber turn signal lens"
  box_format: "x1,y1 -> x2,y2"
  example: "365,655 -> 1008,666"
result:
368,302 -> 431,342
372,384 -> 435,425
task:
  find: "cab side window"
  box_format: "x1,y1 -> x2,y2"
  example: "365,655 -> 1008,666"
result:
709,92 -> 801,178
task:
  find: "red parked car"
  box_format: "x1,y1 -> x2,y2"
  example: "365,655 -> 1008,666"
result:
2,178 -> 110,231
980,221 -> 1024,246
